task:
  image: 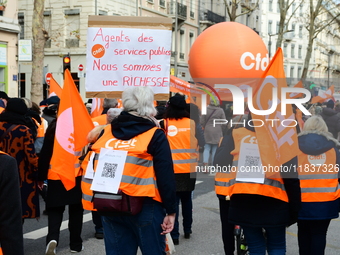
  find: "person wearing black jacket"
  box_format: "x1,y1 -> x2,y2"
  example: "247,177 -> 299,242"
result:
97,87 -> 177,255
0,152 -> 24,255
214,116 -> 301,255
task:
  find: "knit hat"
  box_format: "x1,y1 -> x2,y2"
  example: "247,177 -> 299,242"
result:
6,98 -> 28,115
169,94 -> 186,109
0,91 -> 9,100
46,96 -> 60,105
326,100 -> 335,109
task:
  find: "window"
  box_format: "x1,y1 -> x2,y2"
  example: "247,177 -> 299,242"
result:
283,43 -> 287,58
18,12 -> 25,39
277,1 -> 280,13
299,25 -> 303,38
290,66 -> 295,78
189,32 -> 194,47
99,10 -> 108,15
180,30 -> 185,59
298,45 -> 302,59
64,9 -> 80,48
276,21 -> 280,33
298,66 -> 302,78
292,3 -> 296,15
0,67 -> 5,91
299,4 -> 303,16
269,0 -> 273,11
268,20 -> 273,34
43,11 -> 51,48
291,44 -> 295,58
291,24 -> 295,33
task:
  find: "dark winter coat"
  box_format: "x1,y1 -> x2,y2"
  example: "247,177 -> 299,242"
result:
298,132 -> 340,220
214,125 -> 301,227
38,119 -> 82,208
0,119 -> 40,219
320,107 -> 340,138
0,153 -> 24,255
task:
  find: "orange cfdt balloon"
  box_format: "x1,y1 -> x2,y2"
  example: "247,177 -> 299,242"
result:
189,22 -> 268,79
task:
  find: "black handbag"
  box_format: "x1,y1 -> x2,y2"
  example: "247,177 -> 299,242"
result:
93,190 -> 144,215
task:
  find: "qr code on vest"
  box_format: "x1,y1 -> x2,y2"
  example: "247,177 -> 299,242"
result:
245,155 -> 260,167
101,163 -> 118,178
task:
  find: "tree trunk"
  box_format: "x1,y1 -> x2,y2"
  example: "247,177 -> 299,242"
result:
31,0 -> 45,104
230,2 -> 237,21
276,5 -> 286,50
301,23 -> 314,81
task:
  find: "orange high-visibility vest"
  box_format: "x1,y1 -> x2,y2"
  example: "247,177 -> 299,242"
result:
0,107 -> 4,114
0,247 -> 2,255
90,125 -> 162,202
165,118 -> 198,174
80,151 -> 96,211
215,128 -> 288,202
298,149 -> 340,202
92,114 -> 107,126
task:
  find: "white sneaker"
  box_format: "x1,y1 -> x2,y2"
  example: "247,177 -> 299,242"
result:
45,240 -> 57,255
70,245 -> 84,253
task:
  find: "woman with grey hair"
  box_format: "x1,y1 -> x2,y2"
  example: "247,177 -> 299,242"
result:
297,115 -> 340,255
90,87 -> 177,255
106,108 -> 123,124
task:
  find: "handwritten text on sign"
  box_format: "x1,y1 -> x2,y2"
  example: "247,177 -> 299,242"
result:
86,27 -> 171,94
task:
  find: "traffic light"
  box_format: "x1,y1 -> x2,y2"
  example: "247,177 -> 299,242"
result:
63,54 -> 71,74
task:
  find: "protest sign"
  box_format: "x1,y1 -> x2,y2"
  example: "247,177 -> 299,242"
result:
86,16 -> 172,100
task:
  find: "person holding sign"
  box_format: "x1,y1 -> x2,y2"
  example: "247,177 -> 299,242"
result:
90,87 -> 176,255
296,116 -> 340,255
214,113 -> 301,255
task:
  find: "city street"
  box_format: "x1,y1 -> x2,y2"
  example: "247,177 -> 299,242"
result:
23,173 -> 340,255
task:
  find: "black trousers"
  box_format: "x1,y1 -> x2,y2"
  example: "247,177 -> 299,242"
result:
219,198 -> 235,255
46,203 -> 84,251
297,219 -> 331,255
92,210 -> 103,232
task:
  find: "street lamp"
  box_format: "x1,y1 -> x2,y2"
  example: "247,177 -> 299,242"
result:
268,30 -> 294,58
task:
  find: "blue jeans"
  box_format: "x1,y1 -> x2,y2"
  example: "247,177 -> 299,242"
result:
171,191 -> 193,240
203,143 -> 218,164
241,225 -> 286,255
102,198 -> 166,255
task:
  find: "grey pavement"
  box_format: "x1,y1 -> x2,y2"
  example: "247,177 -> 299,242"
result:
50,186 -> 340,255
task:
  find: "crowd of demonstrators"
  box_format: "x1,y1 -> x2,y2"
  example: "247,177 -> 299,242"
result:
90,87 -> 177,255
297,116 -> 340,255
320,100 -> 340,139
0,98 -> 40,222
160,94 -> 198,245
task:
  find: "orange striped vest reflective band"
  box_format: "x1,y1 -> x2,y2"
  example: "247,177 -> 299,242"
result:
81,151 -> 96,211
215,128 -> 288,202
91,125 -> 162,202
165,118 -> 198,174
298,149 -> 340,202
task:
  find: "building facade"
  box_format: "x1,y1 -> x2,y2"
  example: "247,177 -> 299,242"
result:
0,0 -> 20,97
